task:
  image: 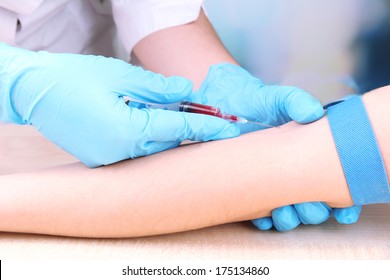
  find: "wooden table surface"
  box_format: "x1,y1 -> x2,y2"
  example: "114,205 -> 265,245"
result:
0,124 -> 389,259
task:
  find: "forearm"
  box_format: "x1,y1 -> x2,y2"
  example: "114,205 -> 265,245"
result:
0,88 -> 388,238
0,126 -> 338,238
133,10 -> 237,89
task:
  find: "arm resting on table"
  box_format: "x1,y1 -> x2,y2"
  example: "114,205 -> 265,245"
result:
0,87 -> 388,238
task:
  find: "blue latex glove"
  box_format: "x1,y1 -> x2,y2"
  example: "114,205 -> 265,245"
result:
252,204 -> 362,231
192,63 -> 361,231
190,64 -> 325,130
0,44 -> 239,167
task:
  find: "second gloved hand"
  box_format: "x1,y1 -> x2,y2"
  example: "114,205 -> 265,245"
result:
0,44 -> 239,167
189,63 -> 325,132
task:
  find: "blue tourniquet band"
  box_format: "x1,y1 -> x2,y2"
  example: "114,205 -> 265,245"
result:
327,95 -> 390,205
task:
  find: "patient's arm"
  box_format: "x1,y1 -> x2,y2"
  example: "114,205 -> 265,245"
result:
0,87 -> 388,238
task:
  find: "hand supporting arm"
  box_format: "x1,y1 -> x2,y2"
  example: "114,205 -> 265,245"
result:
132,11 -> 355,230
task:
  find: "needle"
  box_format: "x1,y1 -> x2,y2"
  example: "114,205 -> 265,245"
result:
246,120 -> 280,128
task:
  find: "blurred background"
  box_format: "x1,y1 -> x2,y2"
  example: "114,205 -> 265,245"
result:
204,0 -> 390,103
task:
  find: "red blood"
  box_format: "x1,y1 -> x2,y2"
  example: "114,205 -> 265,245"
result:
224,114 -> 239,122
180,101 -> 221,117
179,101 -> 240,123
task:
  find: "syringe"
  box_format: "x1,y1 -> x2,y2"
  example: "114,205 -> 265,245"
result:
123,97 -> 276,128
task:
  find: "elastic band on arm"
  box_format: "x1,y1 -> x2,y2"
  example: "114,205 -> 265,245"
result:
326,95 -> 390,205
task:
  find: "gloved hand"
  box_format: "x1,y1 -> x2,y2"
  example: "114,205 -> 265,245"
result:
190,64 -> 325,131
0,44 -> 239,167
191,63 -> 361,231
251,204 -> 362,231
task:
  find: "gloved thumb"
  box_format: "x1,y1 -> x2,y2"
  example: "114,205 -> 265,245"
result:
263,85 -> 325,124
118,65 -> 194,104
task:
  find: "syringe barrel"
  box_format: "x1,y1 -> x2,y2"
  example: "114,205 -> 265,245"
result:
125,98 -> 239,121
179,101 -> 221,117
128,100 -> 182,111
124,97 -> 272,127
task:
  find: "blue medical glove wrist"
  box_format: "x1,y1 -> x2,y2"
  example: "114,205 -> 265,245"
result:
0,44 -> 239,167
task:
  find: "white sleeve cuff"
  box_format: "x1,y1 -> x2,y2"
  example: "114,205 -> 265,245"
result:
112,0 -> 202,57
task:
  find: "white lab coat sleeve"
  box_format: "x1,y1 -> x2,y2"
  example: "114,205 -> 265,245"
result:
111,0 -> 202,56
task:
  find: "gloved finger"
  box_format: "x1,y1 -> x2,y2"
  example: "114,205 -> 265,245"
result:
260,86 -> 325,124
293,202 -> 332,225
333,205 -> 362,224
134,109 -> 240,156
271,205 -> 301,232
118,65 -> 194,104
251,217 -> 274,230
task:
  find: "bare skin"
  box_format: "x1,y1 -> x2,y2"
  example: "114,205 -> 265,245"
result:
133,10 -> 238,89
0,87 -> 388,238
